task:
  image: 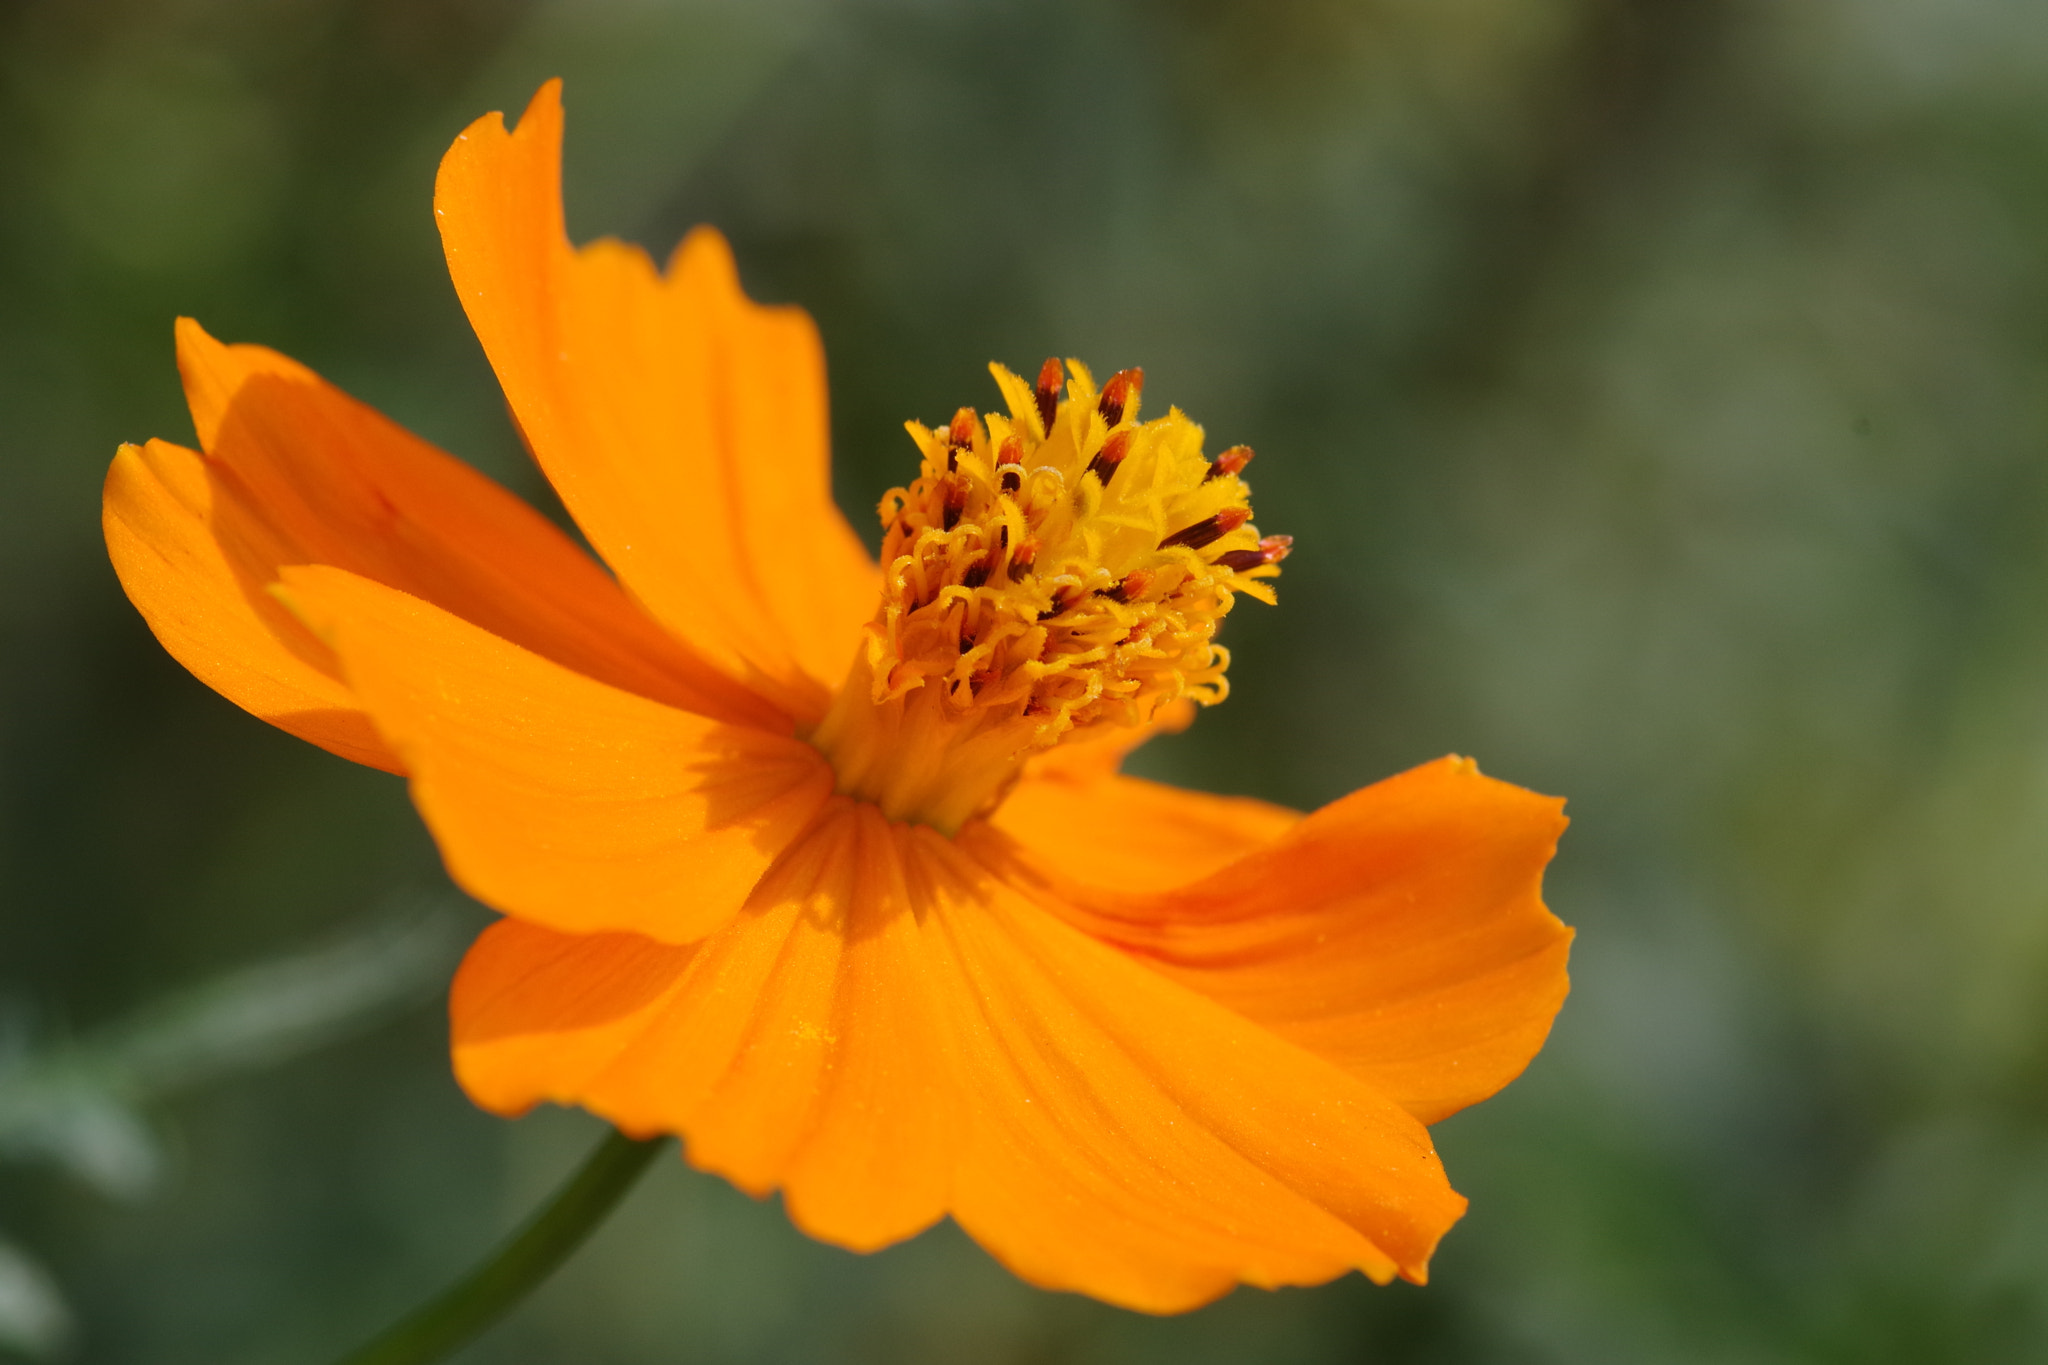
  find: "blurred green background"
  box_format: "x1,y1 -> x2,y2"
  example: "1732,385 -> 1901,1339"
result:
5,0 -> 2048,1360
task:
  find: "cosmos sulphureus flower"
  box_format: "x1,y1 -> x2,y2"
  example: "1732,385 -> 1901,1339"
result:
103,81 -> 1570,1313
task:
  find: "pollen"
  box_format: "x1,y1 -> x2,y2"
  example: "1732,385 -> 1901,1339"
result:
810,359 -> 1288,832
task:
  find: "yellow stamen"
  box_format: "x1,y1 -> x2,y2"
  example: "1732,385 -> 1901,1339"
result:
809,359 -> 1288,832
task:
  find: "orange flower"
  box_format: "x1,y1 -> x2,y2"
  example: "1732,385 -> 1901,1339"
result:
102,82 -> 1571,1312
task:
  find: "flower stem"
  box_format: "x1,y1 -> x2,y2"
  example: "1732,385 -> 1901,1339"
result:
329,1127 -> 668,1365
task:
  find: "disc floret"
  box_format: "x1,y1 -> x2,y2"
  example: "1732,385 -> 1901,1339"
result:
810,358 -> 1290,831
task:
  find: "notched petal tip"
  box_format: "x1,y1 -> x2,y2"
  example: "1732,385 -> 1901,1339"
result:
476,75 -> 562,146
666,221 -> 739,283
174,315 -> 262,451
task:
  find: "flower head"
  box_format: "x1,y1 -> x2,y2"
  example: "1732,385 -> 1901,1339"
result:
103,81 -> 1571,1312
817,355 -> 1286,831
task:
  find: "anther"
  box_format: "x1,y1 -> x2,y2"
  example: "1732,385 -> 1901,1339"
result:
945,408 -> 977,472
1204,445 -> 1254,482
1100,568 -> 1154,603
962,563 -> 991,588
941,476 -> 969,531
1085,429 -> 1133,486
1159,505 -> 1250,550
1216,534 -> 1293,571
1098,368 -> 1143,427
1008,536 -> 1039,582
996,435 -> 1024,493
1038,588 -> 1077,621
949,408 -> 978,449
1033,358 -> 1062,435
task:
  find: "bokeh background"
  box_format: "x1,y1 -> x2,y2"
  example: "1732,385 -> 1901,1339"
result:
5,0 -> 2048,1360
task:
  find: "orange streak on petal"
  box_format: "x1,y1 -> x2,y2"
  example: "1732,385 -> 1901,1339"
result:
433,82 -> 877,718
777,805 -> 957,1250
654,809 -> 863,1195
587,803 -> 956,1247
282,566 -> 832,944
103,439 -> 402,771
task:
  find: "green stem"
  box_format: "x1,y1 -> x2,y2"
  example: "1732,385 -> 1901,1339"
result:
330,1128 -> 667,1365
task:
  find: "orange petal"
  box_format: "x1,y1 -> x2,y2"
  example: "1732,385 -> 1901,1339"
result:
1014,695 -> 1198,786
988,769 -> 1300,894
972,756 -> 1572,1125
281,565 -> 833,943
103,438 -> 399,770
914,830 -> 1461,1308
434,81 -> 879,720
103,320 -> 791,769
987,698 -> 1296,893
453,801 -> 957,1253
451,801 -> 1467,1312
179,317 -> 780,731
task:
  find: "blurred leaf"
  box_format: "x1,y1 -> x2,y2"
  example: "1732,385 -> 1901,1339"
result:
0,1236 -> 71,1360
0,898 -> 467,1200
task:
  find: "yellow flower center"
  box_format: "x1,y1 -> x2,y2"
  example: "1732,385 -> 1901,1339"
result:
810,358 -> 1290,833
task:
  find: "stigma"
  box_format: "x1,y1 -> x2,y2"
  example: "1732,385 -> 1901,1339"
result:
809,358 -> 1290,832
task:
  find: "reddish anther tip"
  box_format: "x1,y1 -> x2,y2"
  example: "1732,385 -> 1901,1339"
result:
1098,367 -> 1144,426
1158,505 -> 1250,551
1033,358 -> 1062,434
1008,535 -> 1040,582
1215,534 -> 1293,572
997,434 -> 1023,465
1085,430 -> 1133,486
1102,568 -> 1154,603
1205,445 -> 1254,482
949,408 -> 979,449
